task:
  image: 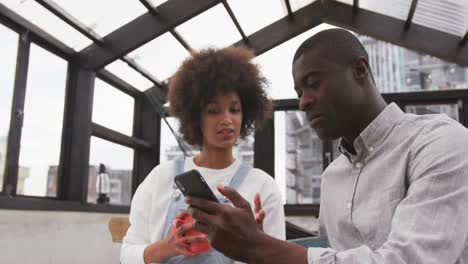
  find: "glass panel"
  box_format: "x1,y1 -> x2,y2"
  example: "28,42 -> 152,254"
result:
3,0 -> 92,50
0,25 -> 18,192
359,35 -> 468,93
93,79 -> 134,136
88,137 -> 134,205
127,33 -> 190,82
413,0 -> 468,37
104,59 -> 154,91
148,0 -> 169,8
52,0 -> 147,36
275,111 -> 323,205
254,23 -> 338,99
405,103 -> 460,121
227,0 -> 284,35
20,44 -> 67,197
336,0 -> 410,21
175,4 -> 243,50
290,0 -> 317,12
159,117 -> 254,166
160,117 -> 200,162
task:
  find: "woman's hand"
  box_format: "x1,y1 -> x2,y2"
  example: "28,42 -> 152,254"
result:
143,211 -> 207,264
254,192 -> 265,231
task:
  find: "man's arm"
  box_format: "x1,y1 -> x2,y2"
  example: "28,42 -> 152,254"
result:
186,185 -> 308,264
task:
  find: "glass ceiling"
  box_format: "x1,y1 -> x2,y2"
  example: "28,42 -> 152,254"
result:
175,4 -> 242,50
2,0 -> 92,50
50,0 -> 147,36
2,0 -> 467,97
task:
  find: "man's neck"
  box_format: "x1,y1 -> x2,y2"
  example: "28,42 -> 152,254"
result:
344,96 -> 388,145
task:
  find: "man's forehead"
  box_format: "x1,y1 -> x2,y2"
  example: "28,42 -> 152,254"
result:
293,48 -> 341,76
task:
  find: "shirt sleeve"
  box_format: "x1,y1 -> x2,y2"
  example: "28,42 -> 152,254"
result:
308,121 -> 468,264
120,170 -> 154,264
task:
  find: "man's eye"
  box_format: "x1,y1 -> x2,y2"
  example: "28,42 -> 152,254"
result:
309,80 -> 320,89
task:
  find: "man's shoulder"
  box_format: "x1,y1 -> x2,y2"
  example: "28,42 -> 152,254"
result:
401,113 -> 468,139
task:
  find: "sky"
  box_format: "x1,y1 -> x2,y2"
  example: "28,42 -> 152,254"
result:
0,0 -> 344,199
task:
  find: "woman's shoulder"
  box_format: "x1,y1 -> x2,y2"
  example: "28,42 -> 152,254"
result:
140,160 -> 178,185
245,166 -> 278,188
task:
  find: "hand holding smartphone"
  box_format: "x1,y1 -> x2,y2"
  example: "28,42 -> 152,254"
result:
174,169 -> 219,202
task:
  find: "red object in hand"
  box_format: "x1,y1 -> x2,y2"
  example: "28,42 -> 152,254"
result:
172,214 -> 211,255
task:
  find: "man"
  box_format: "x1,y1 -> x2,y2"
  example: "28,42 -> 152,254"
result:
186,29 -> 468,263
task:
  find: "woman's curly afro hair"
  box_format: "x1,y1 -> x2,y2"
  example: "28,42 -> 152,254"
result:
168,47 -> 271,147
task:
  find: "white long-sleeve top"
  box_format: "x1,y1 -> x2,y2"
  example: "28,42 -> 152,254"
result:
121,158 -> 286,264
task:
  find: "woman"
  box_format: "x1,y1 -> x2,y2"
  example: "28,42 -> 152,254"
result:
121,47 -> 285,264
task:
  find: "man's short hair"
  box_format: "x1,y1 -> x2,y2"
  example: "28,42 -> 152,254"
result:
293,28 -> 370,67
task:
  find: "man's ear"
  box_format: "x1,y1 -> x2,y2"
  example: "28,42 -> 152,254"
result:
352,56 -> 370,82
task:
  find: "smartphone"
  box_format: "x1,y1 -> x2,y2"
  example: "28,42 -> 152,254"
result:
174,169 -> 219,203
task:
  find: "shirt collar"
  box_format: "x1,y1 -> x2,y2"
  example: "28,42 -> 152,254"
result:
338,103 -> 405,162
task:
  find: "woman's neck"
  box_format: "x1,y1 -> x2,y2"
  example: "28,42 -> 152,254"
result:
194,147 -> 235,169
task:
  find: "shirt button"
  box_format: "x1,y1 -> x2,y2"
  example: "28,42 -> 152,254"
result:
368,146 -> 375,152
346,202 -> 352,209
172,192 -> 181,200
355,162 -> 362,169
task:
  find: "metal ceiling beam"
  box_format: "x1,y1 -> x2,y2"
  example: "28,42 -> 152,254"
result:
353,0 -> 359,14
233,0 -> 325,57
96,69 -> 141,97
461,31 -> 468,46
284,0 -> 293,18
322,1 -> 468,66
405,0 -> 418,29
0,3 -> 75,60
33,0 -> 162,89
221,0 -> 248,44
79,0 -> 222,70
170,29 -> 193,52
34,0 -> 102,44
137,0 -> 192,52
1,1 -> 146,98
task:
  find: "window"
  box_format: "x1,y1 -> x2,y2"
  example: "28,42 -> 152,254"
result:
359,35 -> 468,93
0,25 -> 19,193
88,137 -> 134,206
405,103 -> 460,121
19,44 -> 68,197
275,111 -> 323,205
92,79 -> 134,136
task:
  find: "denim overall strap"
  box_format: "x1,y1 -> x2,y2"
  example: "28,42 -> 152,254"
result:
228,162 -> 252,191
161,158 -> 186,239
162,159 -> 252,264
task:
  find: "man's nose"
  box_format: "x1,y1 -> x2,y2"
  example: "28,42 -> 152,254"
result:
299,94 -> 315,112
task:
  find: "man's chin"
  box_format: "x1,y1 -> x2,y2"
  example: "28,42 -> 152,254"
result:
314,128 -> 338,141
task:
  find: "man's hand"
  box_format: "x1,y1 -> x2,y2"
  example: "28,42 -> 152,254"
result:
185,185 -> 262,263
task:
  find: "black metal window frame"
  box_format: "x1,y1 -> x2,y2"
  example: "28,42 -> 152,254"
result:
0,8 -> 160,213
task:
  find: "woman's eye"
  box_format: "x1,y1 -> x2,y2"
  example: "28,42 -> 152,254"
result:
207,108 -> 220,114
230,108 -> 241,113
